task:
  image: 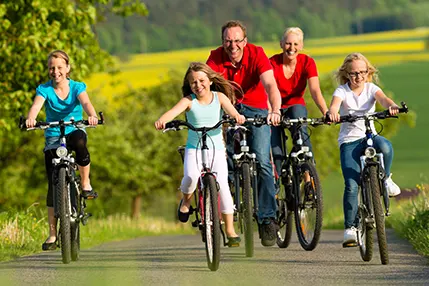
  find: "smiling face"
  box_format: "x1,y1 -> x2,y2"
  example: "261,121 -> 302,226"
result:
281,32 -> 303,61
48,56 -> 70,85
347,59 -> 369,89
222,26 -> 247,65
187,70 -> 212,98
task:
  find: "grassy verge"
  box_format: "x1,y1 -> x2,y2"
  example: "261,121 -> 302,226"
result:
389,185 -> 429,258
0,204 -> 194,262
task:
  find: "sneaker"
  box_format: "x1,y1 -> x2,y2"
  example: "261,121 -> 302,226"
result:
385,174 -> 401,197
260,218 -> 278,247
342,227 -> 358,248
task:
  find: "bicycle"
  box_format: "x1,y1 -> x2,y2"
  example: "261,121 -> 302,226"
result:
275,116 -> 326,251
331,102 -> 408,265
164,117 -> 235,271
227,116 -> 268,257
19,112 -> 104,264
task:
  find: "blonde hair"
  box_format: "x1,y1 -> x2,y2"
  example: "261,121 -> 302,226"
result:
335,52 -> 378,85
47,50 -> 71,77
182,62 -> 243,104
281,27 -> 304,45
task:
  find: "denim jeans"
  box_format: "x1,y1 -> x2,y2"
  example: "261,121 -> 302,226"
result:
227,104 -> 277,223
271,104 -> 313,179
340,136 -> 393,228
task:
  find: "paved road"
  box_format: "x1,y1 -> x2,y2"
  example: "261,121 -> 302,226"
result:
1,229 -> 428,285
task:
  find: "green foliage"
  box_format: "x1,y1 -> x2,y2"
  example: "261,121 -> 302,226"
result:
88,71 -> 187,214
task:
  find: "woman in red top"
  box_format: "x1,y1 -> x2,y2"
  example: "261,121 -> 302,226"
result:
270,27 -> 328,179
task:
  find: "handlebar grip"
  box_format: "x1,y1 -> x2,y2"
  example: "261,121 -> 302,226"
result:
99,112 -> 104,124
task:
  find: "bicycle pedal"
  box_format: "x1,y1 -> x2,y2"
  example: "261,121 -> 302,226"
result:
191,220 -> 198,227
342,241 -> 358,248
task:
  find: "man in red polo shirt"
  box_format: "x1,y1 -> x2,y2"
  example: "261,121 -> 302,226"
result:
206,20 -> 282,247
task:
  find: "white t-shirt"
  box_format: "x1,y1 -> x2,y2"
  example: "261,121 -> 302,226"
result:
333,82 -> 381,146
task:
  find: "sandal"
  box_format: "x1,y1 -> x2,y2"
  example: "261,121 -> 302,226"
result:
177,199 -> 190,223
42,238 -> 57,251
227,236 -> 241,247
81,189 -> 98,200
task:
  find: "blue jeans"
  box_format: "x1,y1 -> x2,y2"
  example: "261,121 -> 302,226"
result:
340,136 -> 393,228
227,104 -> 277,223
271,104 -> 313,178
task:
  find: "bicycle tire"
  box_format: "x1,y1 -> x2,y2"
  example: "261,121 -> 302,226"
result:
204,174 -> 221,271
357,184 -> 374,261
368,165 -> 389,264
57,166 -> 72,264
294,161 -> 323,251
241,162 -> 254,257
70,174 -> 80,261
276,169 -> 293,248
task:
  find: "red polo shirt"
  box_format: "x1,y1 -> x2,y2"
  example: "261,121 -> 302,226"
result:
270,53 -> 318,108
206,43 -> 272,109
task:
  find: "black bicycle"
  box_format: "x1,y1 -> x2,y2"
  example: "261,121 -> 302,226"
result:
276,116 -> 325,251
227,116 -> 268,257
165,117 -> 235,271
332,102 -> 408,265
19,113 -> 104,264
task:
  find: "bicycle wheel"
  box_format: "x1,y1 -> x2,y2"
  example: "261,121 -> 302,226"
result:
294,161 -> 323,251
276,167 -> 293,248
70,174 -> 80,261
368,165 -> 389,264
203,174 -> 221,271
57,166 -> 72,264
241,162 -> 254,257
357,186 -> 373,262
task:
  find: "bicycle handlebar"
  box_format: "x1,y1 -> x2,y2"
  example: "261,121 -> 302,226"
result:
330,102 -> 408,124
280,117 -> 326,128
19,112 -> 105,131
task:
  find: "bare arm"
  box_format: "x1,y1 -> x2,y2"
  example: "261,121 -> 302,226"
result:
328,96 -> 343,122
374,90 -> 399,115
155,97 -> 192,130
308,77 -> 329,116
260,69 -> 281,125
26,95 -> 45,127
218,92 -> 245,124
78,91 -> 98,125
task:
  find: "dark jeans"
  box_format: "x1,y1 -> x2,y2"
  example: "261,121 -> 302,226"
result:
227,104 -> 277,223
340,136 -> 393,228
271,104 -> 313,178
44,130 -> 90,207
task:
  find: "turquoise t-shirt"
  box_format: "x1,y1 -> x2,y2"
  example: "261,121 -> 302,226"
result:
36,79 -> 86,138
185,92 -> 224,150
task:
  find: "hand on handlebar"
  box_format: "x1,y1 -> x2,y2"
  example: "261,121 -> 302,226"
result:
155,119 -> 166,130
26,118 -> 37,128
268,112 -> 281,126
87,115 -> 99,126
388,105 -> 400,116
235,114 -> 246,125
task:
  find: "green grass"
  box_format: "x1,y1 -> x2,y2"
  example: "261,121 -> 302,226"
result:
0,204 -> 194,262
379,62 -> 429,188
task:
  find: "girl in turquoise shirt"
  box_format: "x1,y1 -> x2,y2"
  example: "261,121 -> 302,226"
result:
26,50 -> 99,251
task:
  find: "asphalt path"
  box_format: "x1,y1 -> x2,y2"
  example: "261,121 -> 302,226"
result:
1,229 -> 428,285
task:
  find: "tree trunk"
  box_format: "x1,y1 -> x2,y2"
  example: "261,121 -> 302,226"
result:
131,194 -> 142,219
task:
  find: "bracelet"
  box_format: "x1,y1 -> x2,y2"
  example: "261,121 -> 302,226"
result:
269,111 -> 281,115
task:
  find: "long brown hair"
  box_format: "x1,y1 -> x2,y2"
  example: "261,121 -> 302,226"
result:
182,62 -> 243,104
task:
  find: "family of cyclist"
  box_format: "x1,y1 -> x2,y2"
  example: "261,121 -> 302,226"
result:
27,19 -> 402,251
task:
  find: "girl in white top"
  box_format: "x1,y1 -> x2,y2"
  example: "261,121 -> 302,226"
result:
155,62 -> 245,245
327,53 -> 401,247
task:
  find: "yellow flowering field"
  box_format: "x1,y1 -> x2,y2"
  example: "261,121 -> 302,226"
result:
85,28 -> 429,98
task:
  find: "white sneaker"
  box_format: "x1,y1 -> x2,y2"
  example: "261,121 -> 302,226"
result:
385,174 -> 401,197
342,227 -> 358,247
